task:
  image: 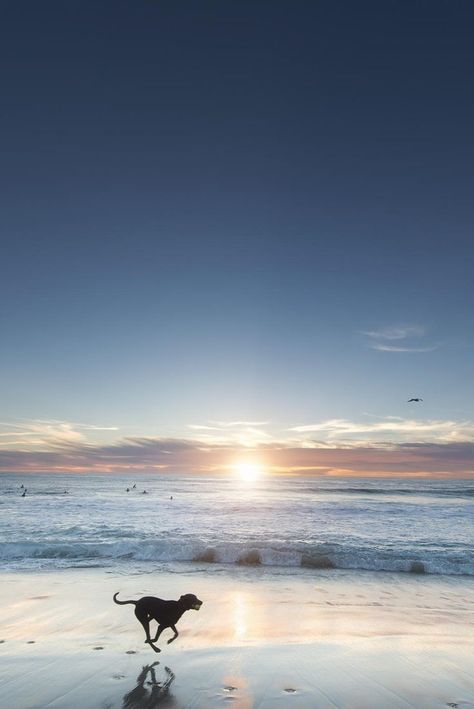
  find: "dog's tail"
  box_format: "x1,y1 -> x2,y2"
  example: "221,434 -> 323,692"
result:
113,592 -> 137,606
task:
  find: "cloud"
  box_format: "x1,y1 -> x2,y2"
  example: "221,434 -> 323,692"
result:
0,435 -> 472,477
208,421 -> 270,428
186,420 -> 272,447
362,324 -> 439,352
363,326 -> 426,340
288,417 -> 474,443
0,415 -> 472,477
371,343 -> 439,352
267,441 -> 474,476
0,414 -> 472,477
0,419 -> 118,451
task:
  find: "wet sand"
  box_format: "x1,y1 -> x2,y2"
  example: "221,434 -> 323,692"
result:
1,567 -> 473,708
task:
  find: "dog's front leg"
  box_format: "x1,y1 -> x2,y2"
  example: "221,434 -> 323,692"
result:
167,625 -> 179,644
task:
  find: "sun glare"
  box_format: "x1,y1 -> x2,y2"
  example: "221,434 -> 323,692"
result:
234,461 -> 263,482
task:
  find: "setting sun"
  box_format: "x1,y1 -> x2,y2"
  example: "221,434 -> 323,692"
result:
234,461 -> 263,482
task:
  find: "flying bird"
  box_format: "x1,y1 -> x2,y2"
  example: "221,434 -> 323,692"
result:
407,398 -> 423,402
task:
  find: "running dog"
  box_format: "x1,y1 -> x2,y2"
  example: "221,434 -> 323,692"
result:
113,592 -> 202,653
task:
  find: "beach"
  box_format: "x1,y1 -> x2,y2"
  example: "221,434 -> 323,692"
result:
2,474 -> 474,707
1,566 -> 474,708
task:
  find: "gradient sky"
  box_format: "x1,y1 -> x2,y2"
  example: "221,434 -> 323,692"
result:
1,1 -> 473,475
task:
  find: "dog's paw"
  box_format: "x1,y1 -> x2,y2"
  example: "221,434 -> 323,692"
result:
145,639 -> 161,653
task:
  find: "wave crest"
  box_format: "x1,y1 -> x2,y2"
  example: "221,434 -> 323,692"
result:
1,539 -> 472,577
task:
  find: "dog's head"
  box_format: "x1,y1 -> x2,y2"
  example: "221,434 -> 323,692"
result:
179,593 -> 203,611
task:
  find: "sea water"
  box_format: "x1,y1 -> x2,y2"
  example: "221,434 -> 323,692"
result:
1,474 -> 473,576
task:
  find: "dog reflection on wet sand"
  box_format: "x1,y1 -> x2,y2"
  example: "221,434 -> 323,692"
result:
122,662 -> 176,708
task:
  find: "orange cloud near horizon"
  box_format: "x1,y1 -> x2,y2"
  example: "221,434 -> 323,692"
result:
0,436 -> 472,478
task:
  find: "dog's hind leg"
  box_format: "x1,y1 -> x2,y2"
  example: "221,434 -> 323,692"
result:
151,624 -> 165,643
147,641 -> 161,654
134,607 -> 160,651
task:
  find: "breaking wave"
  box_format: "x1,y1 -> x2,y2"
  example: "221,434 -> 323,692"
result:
1,539 -> 473,576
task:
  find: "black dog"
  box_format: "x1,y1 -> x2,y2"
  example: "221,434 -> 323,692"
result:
114,592 -> 202,653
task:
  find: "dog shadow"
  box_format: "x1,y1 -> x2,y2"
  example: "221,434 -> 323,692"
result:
122,662 -> 176,708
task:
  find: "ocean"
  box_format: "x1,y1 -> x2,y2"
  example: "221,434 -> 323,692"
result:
1,473 -> 473,576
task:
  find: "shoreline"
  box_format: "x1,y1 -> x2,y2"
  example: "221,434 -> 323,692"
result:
1,567 -> 474,707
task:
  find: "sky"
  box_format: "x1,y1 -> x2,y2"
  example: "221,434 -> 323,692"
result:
1,1 -> 473,476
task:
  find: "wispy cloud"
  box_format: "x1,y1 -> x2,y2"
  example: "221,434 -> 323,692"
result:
363,326 -> 426,341
371,343 -> 439,353
0,419 -> 119,451
361,324 -> 439,352
209,420 -> 269,428
187,420 -> 272,447
288,417 -> 474,443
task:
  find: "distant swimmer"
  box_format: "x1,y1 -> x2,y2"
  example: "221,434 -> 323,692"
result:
170,496 -> 173,500
407,398 -> 423,402
21,490 -> 26,497
132,484 -> 136,489
20,484 -> 24,489
143,490 -> 148,494
126,488 -> 130,492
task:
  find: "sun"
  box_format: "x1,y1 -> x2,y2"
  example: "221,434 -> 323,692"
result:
234,461 -> 263,482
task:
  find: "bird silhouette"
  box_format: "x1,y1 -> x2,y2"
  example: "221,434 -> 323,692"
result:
407,398 -> 423,402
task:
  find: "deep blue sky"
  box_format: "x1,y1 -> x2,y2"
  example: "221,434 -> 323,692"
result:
1,1 -> 473,457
